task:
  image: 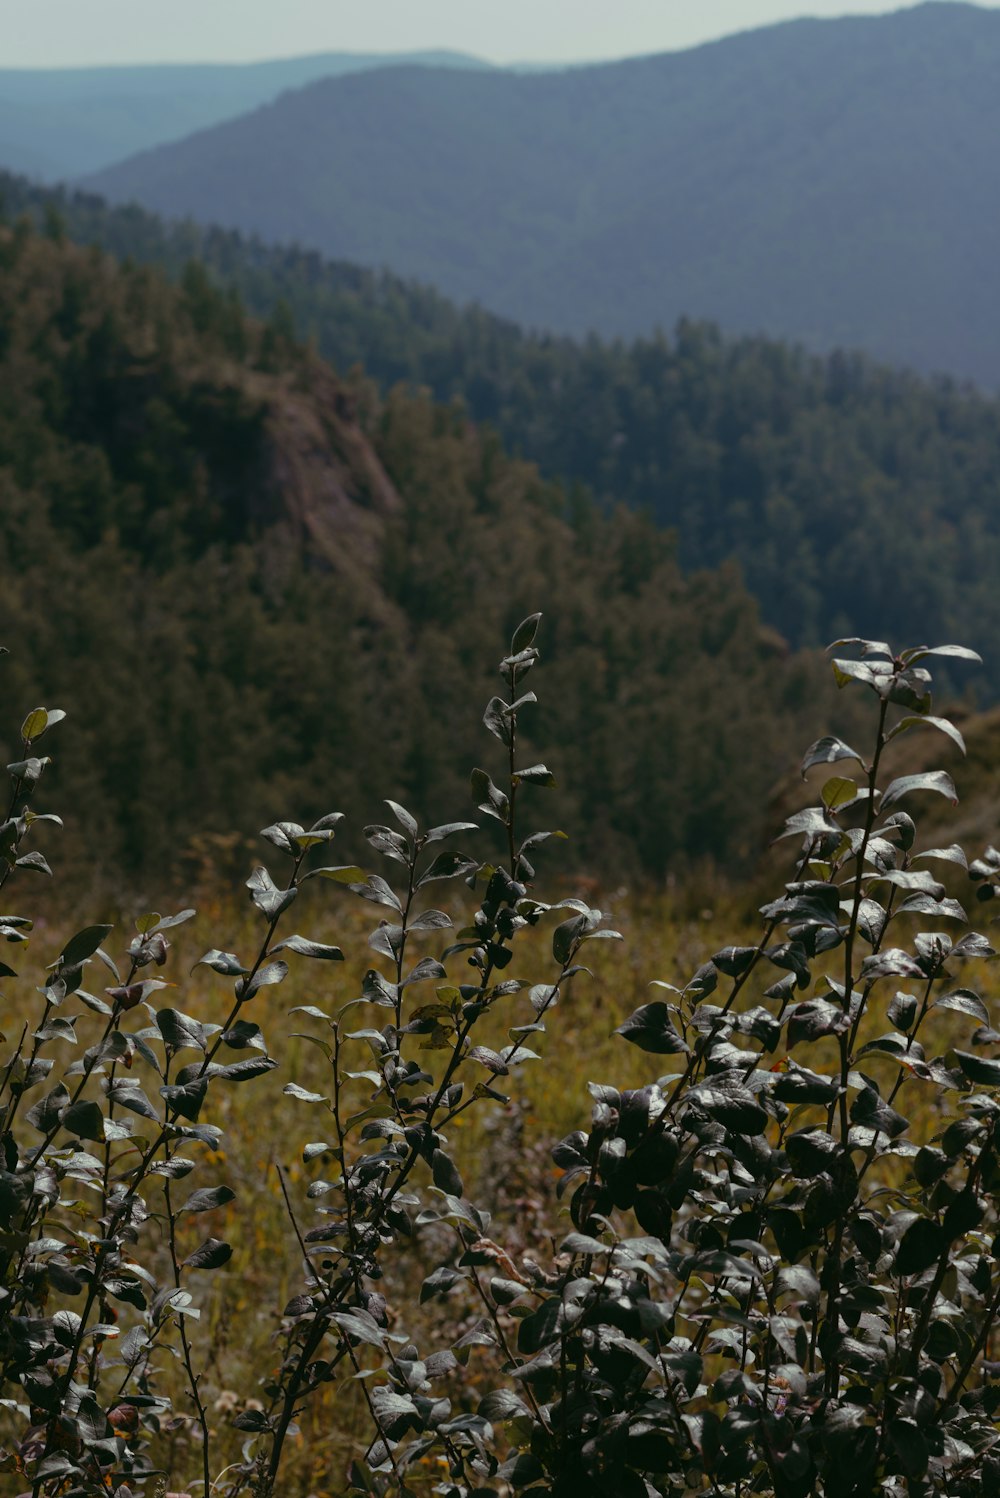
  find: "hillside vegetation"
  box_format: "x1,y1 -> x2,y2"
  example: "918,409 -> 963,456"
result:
0,50 -> 491,181
0,221 -> 833,883
83,3 -> 1000,385
6,172 -> 1000,678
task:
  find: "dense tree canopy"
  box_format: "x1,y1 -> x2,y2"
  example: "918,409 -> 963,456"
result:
0,223 -> 831,885
5,173 -> 1000,691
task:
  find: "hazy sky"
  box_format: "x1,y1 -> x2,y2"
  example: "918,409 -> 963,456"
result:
2,0 -> 997,68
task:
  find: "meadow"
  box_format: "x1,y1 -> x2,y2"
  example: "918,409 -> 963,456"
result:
5,627 -> 1000,1497
6,860 -> 743,1494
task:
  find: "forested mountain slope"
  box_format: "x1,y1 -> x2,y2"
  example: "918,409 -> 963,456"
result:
6,171 -> 1000,676
84,3 -> 1000,385
0,51 -> 491,181
0,221 -> 825,883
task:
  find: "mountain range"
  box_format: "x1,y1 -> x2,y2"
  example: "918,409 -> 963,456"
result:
6,163 -> 1000,679
76,2 -> 1000,386
0,221 -> 812,879
0,50 -> 490,181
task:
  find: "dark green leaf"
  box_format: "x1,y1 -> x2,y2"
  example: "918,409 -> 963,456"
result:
156,1009 -> 207,1053
511,613 -> 542,653
239,960 -> 289,999
181,1185 -> 236,1214
801,736 -> 864,777
183,1238 -> 233,1270
850,1087 -> 908,1138
61,1100 -> 104,1141
417,851 -> 479,886
246,866 -> 297,919
896,1217 -> 948,1276
776,1264 -> 821,1304
60,925 -> 113,967
955,1050 -> 1000,1086
513,763 -> 556,786
880,771 -> 957,811
615,1003 -> 688,1055
385,800 -> 418,838
161,1078 -> 208,1121
194,949 -> 248,977
420,1265 -> 462,1302
787,998 -> 849,1049
935,989 -> 990,1025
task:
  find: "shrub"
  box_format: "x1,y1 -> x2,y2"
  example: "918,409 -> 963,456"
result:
1,626 -> 999,1498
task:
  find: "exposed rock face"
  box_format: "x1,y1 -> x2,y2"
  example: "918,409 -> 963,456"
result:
262,360 -> 401,580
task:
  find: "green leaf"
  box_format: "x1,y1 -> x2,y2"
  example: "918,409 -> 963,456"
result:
900,644 -> 982,666
887,714 -> 966,756
181,1185 -> 236,1214
239,960 -> 289,999
409,909 -> 452,933
417,850 -> 479,886
776,1264 -> 821,1304
615,1003 -> 688,1055
385,800 -> 418,839
161,1078 -> 208,1121
801,736 -> 864,776
471,767 -> 509,822
896,1217 -> 948,1276
513,763 -> 556,787
711,945 -> 757,977
150,908 -> 196,932
510,613 -> 542,653
850,1087 -> 908,1138
822,775 -> 867,811
246,866 -> 297,919
483,696 -> 513,747
217,1057 -> 277,1083
183,1238 -> 233,1270
284,1082 -> 328,1103
787,998 -> 848,1048
831,658 -> 879,689
260,821 -> 304,854
880,771 -> 957,811
423,821 -> 479,845
60,1100 -> 105,1142
156,1009 -> 207,1053
553,912 -> 588,964
272,935 -> 344,961
59,925 -> 113,967
774,806 -> 837,841
194,949 -> 249,977
955,1050 -> 1000,1086
934,989 -> 989,1025
21,707 -> 62,742
303,864 -> 366,885
420,1266 -> 463,1302
689,1083 -> 768,1135
479,1388 -> 531,1421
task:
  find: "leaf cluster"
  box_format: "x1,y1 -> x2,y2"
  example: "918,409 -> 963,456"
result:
5,619 -> 1000,1497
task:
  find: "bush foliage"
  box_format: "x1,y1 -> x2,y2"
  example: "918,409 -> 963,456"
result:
2,619 -> 1000,1497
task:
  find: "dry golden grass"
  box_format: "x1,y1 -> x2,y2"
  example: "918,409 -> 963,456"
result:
8,841 -> 1000,1495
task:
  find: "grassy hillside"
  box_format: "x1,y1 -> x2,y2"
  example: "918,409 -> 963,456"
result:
0,220 -> 836,884
5,171 -> 1000,682
0,50 -> 491,181
83,3 -> 1000,386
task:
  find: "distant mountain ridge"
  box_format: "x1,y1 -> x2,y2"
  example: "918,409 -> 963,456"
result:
84,2 -> 1000,386
0,49 -> 492,180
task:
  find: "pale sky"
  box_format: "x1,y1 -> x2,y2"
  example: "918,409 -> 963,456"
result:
1,0 -> 996,69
